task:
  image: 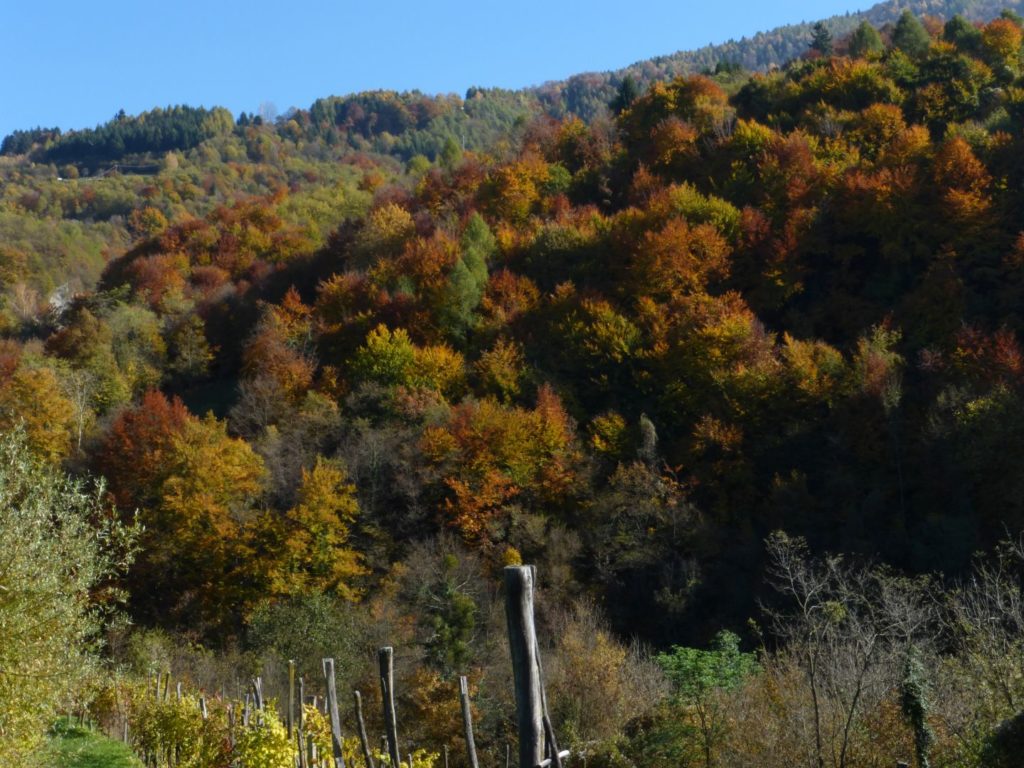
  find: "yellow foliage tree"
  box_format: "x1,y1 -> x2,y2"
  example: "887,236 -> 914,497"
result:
0,366 -> 74,463
265,457 -> 367,601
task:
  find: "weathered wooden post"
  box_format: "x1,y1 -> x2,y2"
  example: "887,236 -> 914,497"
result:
353,690 -> 376,768
289,660 -> 297,739
504,567 -> 544,768
252,677 -> 265,711
458,676 -> 480,768
323,658 -> 348,768
379,647 -> 402,768
443,745 -> 449,768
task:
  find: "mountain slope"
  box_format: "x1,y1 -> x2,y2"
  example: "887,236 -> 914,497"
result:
534,0 -> 1024,118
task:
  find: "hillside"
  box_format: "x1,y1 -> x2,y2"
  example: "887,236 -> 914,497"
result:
6,7 -> 1024,768
534,0 -> 1024,118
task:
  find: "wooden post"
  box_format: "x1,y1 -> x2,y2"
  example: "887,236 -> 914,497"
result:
199,697 -> 208,720
443,745 -> 449,768
289,660 -> 297,739
541,716 -> 568,768
298,730 -> 309,768
504,567 -> 544,768
252,677 -> 265,711
176,682 -> 183,701
379,647 -> 401,768
299,677 -> 306,735
162,672 -> 171,702
243,693 -> 251,727
353,690 -> 375,768
458,676 -> 480,768
323,658 -> 347,768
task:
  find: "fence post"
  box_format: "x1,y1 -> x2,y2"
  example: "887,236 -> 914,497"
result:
504,566 -> 544,768
323,658 -> 347,768
289,660 -> 297,739
458,676 -> 480,768
354,690 -> 376,768
379,647 -> 402,768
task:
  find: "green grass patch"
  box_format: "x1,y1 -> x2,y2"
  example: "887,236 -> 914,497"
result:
40,719 -> 142,768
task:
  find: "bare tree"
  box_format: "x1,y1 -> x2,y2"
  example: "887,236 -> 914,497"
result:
936,535 -> 1024,755
763,531 -> 936,768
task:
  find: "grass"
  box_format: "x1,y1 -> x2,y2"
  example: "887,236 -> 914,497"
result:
39,718 -> 142,768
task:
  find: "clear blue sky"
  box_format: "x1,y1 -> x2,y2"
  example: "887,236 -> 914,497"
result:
0,0 -> 865,138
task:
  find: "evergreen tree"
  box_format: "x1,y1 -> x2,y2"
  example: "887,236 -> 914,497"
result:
442,213 -> 494,336
943,14 -> 982,52
611,75 -> 640,115
848,21 -> 884,58
810,21 -> 834,56
894,11 -> 931,58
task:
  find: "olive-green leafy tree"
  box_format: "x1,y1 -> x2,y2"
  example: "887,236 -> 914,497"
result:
0,429 -> 136,763
848,22 -> 884,59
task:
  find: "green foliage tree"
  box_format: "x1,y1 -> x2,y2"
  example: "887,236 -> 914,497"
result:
611,75 -> 640,114
656,631 -> 758,768
944,14 -> 983,51
810,22 -> 834,56
894,11 -> 932,58
848,21 -> 885,58
442,213 -> 494,336
0,429 -> 135,763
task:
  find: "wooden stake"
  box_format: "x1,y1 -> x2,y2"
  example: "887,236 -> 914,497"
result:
354,690 -> 375,768
458,676 -> 480,768
379,648 -> 401,768
323,658 -> 347,768
298,730 -> 309,768
504,567 -> 544,768
289,660 -> 296,739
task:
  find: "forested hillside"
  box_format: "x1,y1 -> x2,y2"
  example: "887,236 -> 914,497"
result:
535,0 -> 1024,119
7,9 -> 1024,768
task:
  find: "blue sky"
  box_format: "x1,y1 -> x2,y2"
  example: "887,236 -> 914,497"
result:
0,0 -> 864,138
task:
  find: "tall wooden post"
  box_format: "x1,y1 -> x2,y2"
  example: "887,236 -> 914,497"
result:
458,676 -> 480,768
353,690 -> 375,768
379,647 -> 402,768
288,660 -> 297,739
504,566 -> 544,768
323,658 -> 347,768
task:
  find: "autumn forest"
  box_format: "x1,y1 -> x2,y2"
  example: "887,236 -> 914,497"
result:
7,3 -> 1024,767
